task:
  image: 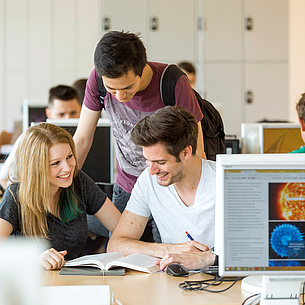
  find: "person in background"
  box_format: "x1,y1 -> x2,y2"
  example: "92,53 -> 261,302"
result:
290,93 -> 305,153
46,85 -> 81,119
0,123 -> 120,270
73,31 -> 205,242
177,61 -> 196,89
107,106 -> 216,271
0,85 -> 81,194
72,78 -> 87,105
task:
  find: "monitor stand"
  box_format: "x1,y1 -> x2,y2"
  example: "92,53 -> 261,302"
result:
241,275 -> 305,305
241,275 -> 262,294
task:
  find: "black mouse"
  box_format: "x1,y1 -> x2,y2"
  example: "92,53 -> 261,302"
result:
166,263 -> 189,277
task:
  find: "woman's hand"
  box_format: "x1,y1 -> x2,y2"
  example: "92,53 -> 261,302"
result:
40,248 -> 67,270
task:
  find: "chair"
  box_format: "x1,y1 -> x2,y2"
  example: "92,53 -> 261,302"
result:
0,131 -> 13,161
95,182 -> 114,200
0,131 -> 13,146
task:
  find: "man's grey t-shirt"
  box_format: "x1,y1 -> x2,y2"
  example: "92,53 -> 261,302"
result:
84,62 -> 203,193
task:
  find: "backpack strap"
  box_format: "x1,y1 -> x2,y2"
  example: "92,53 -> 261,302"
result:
160,64 -> 186,106
96,75 -> 107,107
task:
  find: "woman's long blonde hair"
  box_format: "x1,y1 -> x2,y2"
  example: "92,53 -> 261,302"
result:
10,123 -> 78,238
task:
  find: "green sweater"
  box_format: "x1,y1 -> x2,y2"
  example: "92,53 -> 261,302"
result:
290,146 -> 305,153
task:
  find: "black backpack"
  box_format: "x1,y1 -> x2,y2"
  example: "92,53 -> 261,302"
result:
96,64 -> 225,161
160,64 -> 225,161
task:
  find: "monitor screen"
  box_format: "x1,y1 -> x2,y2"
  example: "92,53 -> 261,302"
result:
46,119 -> 115,183
259,123 -> 303,154
23,98 -> 48,132
215,154 -> 305,278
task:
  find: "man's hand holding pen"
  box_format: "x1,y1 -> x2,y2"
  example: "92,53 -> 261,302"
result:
154,231 -> 216,271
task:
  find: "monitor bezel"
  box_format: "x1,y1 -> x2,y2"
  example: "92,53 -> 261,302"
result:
216,153 -> 305,277
258,123 -> 302,154
23,98 -> 48,132
46,118 -> 115,183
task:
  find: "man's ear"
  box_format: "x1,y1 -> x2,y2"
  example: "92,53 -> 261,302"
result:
45,107 -> 51,118
298,117 -> 305,132
181,145 -> 193,161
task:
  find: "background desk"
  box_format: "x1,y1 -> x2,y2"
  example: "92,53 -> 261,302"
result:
44,270 -> 250,305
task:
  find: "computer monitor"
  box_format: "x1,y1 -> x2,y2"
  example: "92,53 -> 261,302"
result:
46,118 -> 115,183
215,154 -> 305,302
0,238 -> 46,305
23,98 -> 48,132
259,123 -> 303,154
241,123 -> 261,154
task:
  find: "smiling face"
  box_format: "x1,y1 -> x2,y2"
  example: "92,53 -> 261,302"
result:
143,143 -> 185,187
48,142 -> 76,194
102,69 -> 142,103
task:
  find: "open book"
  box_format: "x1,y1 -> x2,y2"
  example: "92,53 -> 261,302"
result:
62,252 -> 160,274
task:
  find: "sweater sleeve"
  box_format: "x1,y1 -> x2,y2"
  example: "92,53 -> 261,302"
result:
0,183 -> 21,233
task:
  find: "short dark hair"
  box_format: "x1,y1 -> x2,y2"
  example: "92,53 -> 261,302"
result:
131,106 -> 198,161
296,93 -> 305,121
72,78 -> 87,104
48,85 -> 80,106
94,31 -> 147,78
178,61 -> 196,75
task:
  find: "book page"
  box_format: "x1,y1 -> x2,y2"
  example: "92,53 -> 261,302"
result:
64,253 -> 124,270
105,254 -> 160,273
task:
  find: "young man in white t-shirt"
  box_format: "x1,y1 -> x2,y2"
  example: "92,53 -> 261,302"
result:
107,106 -> 216,271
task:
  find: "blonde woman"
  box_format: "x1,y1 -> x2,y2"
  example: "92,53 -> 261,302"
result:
0,123 -> 120,270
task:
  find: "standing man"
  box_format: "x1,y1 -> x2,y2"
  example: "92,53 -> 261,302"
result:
107,106 -> 216,270
73,31 -> 205,241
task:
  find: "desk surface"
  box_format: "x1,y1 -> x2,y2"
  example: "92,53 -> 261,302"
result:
44,270 -> 250,305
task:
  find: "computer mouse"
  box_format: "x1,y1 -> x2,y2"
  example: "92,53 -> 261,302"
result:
166,263 -> 189,277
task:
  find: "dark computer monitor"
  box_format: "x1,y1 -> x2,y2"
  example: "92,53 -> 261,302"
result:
46,119 -> 115,183
23,98 -> 48,132
225,136 -> 240,154
216,154 -> 305,301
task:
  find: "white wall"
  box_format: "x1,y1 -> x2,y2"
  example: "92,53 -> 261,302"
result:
0,0 -> 100,131
0,0 -> 304,133
289,0 -> 305,123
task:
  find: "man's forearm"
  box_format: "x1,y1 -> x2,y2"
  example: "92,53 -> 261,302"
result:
73,136 -> 92,169
107,236 -> 172,257
73,105 -> 101,168
107,236 -> 209,258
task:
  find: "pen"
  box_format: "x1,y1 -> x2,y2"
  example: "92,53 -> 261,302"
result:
185,231 -> 194,241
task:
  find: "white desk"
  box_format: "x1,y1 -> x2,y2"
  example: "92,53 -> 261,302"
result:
44,270 -> 251,305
